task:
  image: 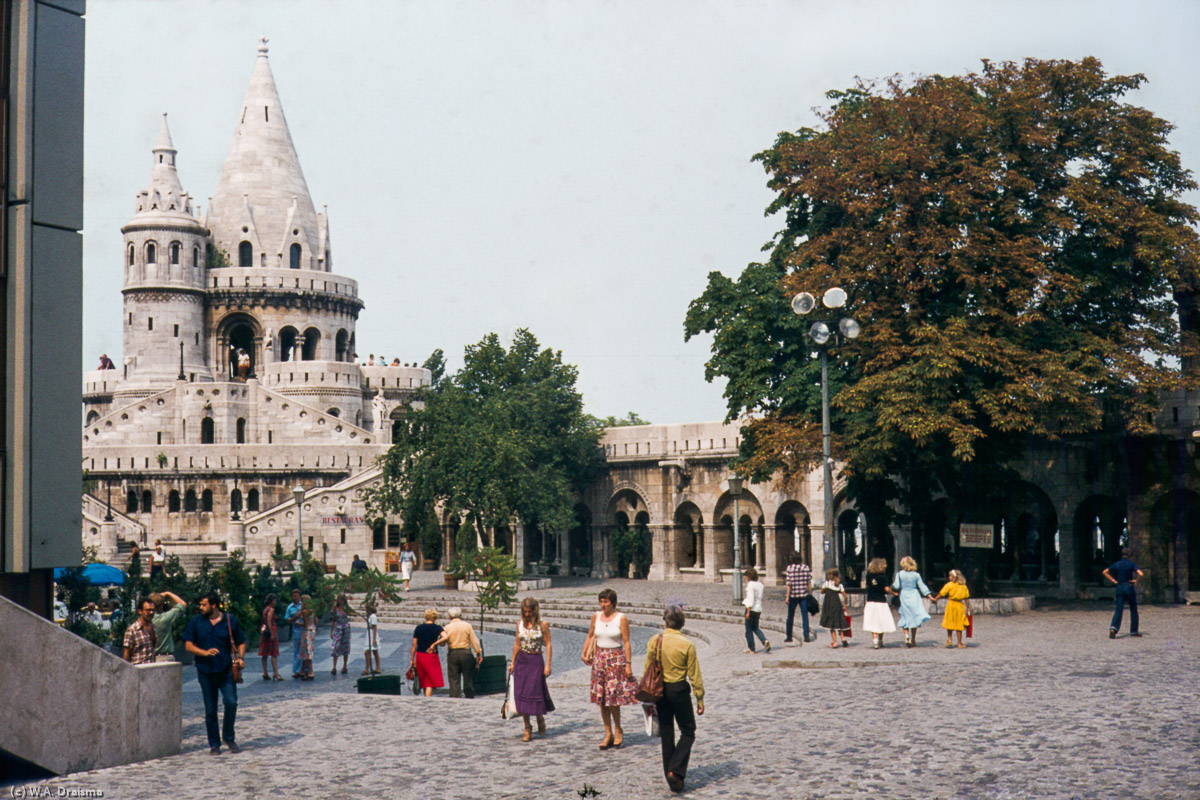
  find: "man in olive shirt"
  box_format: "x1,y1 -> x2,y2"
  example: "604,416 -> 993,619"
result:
430,607 -> 483,698
150,591 -> 187,662
646,605 -> 704,793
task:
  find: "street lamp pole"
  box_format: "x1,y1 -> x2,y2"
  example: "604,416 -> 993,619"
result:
792,287 -> 862,576
293,484 -> 306,562
729,476 -> 744,604
104,479 -> 114,522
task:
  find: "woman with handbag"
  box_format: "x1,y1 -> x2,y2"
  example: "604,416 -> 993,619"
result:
645,605 -> 704,794
507,598 -> 554,741
581,588 -> 639,749
411,608 -> 445,696
891,556 -> 934,648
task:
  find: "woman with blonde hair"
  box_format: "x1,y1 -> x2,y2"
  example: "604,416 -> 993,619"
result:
508,597 -> 554,741
862,558 -> 898,649
298,594 -> 317,680
892,556 -> 933,648
411,607 -> 445,696
934,569 -> 972,648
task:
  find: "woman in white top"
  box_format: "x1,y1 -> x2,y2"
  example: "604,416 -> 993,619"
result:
399,543 -> 416,591
581,588 -> 639,749
742,568 -> 771,653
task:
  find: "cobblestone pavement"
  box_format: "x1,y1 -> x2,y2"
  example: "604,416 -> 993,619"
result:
17,573 -> 1200,800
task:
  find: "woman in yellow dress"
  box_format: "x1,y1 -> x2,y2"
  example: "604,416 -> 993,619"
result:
934,569 -> 971,648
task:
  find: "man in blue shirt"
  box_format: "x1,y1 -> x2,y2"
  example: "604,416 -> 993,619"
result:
284,588 -> 303,679
183,592 -> 246,755
1102,549 -> 1144,639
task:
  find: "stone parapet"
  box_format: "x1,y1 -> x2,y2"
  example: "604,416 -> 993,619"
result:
601,420 -> 743,462
207,267 -> 359,302
82,443 -> 388,475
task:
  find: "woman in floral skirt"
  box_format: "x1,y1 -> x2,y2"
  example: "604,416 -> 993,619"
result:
329,594 -> 354,675
298,594 -> 316,680
582,588 -> 639,749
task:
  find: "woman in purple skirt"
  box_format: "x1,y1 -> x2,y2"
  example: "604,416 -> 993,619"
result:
509,597 -> 554,742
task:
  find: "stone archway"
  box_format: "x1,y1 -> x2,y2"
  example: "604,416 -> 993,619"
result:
569,504 -> 593,575
673,502 -> 704,573
713,489 -> 764,577
214,313 -> 261,380
1073,495 -> 1125,585
775,500 -> 812,573
1150,488 -> 1200,600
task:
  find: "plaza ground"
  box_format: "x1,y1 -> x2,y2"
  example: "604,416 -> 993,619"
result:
16,574 -> 1200,800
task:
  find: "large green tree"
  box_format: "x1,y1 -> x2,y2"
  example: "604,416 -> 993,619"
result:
686,58 -> 1200,548
366,329 -> 603,549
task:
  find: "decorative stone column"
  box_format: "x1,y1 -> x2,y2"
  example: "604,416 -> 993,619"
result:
762,524 -> 780,585
703,524 -> 719,581
513,523 -> 526,573
648,524 -> 672,581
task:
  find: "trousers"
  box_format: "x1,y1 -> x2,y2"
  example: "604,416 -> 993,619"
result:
196,669 -> 238,748
1111,583 -> 1139,634
744,611 -> 767,650
655,680 -> 696,781
446,648 -> 476,698
292,626 -> 303,676
786,596 -> 811,641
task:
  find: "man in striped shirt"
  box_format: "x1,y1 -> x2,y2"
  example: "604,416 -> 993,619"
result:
784,552 -> 813,644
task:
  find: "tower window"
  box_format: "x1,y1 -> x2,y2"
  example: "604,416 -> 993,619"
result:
141,490 -> 152,514
238,241 -> 253,267
184,490 -> 197,512
290,243 -> 301,270
173,324 -> 179,337
201,490 -> 213,513
247,488 -> 260,512
200,417 -> 215,444
192,246 -> 200,268
265,106 -> 269,122
148,317 -> 153,331
236,418 -> 247,444
129,313 -> 133,325
146,242 -> 156,263
128,245 -> 134,266
168,491 -> 180,513
170,243 -> 180,264
195,332 -> 199,344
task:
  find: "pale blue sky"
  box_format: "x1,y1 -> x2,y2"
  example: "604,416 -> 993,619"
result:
83,0 -> 1200,424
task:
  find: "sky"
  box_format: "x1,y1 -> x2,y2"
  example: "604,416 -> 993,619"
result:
82,0 -> 1200,425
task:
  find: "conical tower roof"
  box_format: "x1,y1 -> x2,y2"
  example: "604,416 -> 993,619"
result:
127,113 -> 199,225
207,38 -> 322,269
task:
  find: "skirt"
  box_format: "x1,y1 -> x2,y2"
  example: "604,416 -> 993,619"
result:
512,650 -> 555,716
819,592 -> 848,630
861,601 -> 897,634
589,647 -> 639,706
942,599 -> 969,631
401,561 -> 414,580
330,623 -> 352,657
299,627 -> 316,661
414,651 -> 444,688
258,630 -> 279,657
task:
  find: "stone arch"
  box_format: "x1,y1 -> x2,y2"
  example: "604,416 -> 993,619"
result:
1150,488 -> 1200,599
569,503 -> 593,573
1073,495 -> 1125,585
279,326 -> 299,362
673,501 -> 704,571
335,329 -> 349,362
140,490 -> 152,514
126,490 -> 138,514
184,489 -> 197,512
215,312 -> 261,378
145,240 -> 157,264
201,489 -> 213,513
247,488 -> 260,512
775,500 -> 812,571
85,410 -> 100,426
390,406 -> 406,444
200,417 -> 215,444
168,490 -> 180,513
230,489 -> 243,514
713,488 -> 764,574
992,481 -> 1059,584
301,327 -> 321,361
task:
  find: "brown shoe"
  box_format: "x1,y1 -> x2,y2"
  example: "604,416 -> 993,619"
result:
522,727 -> 532,742
536,717 -> 546,735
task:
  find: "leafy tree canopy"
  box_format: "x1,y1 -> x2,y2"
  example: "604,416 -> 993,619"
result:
586,411 -> 651,428
686,58 -> 1200,517
366,329 -> 603,546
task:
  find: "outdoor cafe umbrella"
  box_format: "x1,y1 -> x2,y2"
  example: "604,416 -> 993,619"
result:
53,563 -> 127,586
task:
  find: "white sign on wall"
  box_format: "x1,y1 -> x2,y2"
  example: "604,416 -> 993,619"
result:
959,523 -> 993,549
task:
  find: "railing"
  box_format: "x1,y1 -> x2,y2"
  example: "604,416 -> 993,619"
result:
208,267 -> 359,299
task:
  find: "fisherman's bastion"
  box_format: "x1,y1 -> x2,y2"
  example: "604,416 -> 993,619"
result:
80,42 -> 1200,604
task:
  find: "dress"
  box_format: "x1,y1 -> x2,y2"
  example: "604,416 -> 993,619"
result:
258,605 -> 279,658
512,621 -> 555,716
400,550 -> 416,581
861,573 -> 897,634
939,583 -> 970,631
330,608 -> 352,658
298,613 -> 316,661
818,581 -> 849,630
413,622 -> 445,689
892,570 -> 932,629
589,612 -> 638,706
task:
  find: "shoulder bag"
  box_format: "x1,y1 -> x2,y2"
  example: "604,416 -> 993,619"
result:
228,615 -> 244,684
634,635 -> 664,703
805,594 -> 820,616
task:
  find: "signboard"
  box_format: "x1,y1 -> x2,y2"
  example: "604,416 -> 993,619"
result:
322,515 -> 367,527
959,523 -> 993,549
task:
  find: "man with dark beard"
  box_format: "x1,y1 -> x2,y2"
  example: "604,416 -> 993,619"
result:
184,592 -> 246,754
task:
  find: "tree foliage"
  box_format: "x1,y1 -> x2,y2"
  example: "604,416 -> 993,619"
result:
687,58 -> 1200,526
366,329 -> 603,548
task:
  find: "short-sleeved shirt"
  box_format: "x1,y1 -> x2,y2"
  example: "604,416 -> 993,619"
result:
1109,558 -> 1140,584
413,622 -> 444,652
123,620 -> 157,665
785,563 -> 812,597
865,572 -> 889,603
183,612 -> 246,674
152,605 -> 184,655
285,600 -> 303,631
400,551 -> 416,566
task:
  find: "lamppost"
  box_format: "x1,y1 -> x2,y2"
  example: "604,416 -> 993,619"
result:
104,478 -> 114,522
293,484 -> 306,562
729,475 -> 744,604
231,477 -> 240,522
178,340 -> 185,381
791,287 -> 861,575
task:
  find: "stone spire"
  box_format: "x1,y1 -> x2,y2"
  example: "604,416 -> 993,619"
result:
206,38 -> 323,270
132,113 -> 195,221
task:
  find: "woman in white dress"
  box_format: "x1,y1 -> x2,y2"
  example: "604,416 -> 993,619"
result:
862,557 -> 898,649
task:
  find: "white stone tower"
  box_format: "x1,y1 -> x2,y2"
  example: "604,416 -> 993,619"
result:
116,114 -> 210,400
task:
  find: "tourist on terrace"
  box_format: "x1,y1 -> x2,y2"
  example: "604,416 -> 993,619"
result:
259,593 -> 282,681
784,551 -> 814,644
508,597 -> 554,741
430,607 -> 482,698
582,588 -> 639,749
647,605 -> 704,793
892,556 -> 933,648
862,558 -> 898,649
742,568 -> 770,653
329,594 -> 354,675
411,607 -> 444,694
150,590 -> 187,662
1102,549 -> 1144,639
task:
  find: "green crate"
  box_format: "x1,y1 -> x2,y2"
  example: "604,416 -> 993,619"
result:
356,673 -> 402,695
473,655 -> 508,696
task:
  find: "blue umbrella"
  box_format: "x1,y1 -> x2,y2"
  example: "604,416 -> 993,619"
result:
53,563 -> 127,586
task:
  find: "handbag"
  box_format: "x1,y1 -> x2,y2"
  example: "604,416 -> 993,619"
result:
500,671 -> 518,720
642,703 -> 659,737
805,594 -> 819,616
228,615 -> 243,684
966,613 -> 974,639
634,635 -> 664,703
842,611 -> 853,638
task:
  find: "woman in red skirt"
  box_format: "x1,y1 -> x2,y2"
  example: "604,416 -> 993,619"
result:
411,608 -> 445,697
258,593 -> 282,680
582,588 -> 639,749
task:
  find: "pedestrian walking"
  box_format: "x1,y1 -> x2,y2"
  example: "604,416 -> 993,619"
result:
362,601 -> 381,676
430,607 -> 482,698
582,588 -> 639,749
1102,549 -> 1144,639
284,588 -> 304,679
258,593 -> 283,680
329,594 -> 354,675
818,569 -> 850,648
508,598 -> 554,741
298,594 -> 317,679
784,551 -> 814,644
647,605 -> 704,794
862,558 -> 898,649
183,592 -> 246,755
892,556 -> 933,648
411,608 -> 445,695
934,569 -> 972,648
150,590 -> 187,662
399,543 -> 416,591
742,568 -> 771,653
